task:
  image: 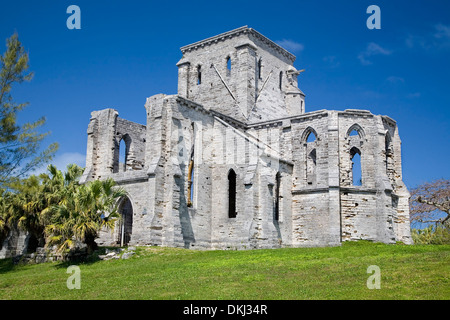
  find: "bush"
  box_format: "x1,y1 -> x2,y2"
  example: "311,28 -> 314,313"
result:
412,224 -> 450,245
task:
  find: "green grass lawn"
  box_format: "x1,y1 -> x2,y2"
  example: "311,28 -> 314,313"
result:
0,241 -> 449,300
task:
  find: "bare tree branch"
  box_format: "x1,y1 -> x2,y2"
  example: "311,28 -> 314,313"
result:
410,179 -> 450,226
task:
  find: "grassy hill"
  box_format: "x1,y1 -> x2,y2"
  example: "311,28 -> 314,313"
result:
0,241 -> 449,300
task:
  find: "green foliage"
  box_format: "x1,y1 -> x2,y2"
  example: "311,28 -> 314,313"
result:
45,177 -> 127,253
0,164 -> 127,253
0,33 -> 58,188
412,224 -> 450,245
0,164 -> 83,247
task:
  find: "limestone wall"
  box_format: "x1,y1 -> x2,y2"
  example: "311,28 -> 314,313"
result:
83,27 -> 412,250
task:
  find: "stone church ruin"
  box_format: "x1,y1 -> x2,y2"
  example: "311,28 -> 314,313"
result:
79,26 -> 413,250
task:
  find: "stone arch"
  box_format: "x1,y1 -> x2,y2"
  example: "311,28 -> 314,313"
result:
301,126 -> 318,143
114,133 -> 132,173
301,127 -> 319,186
346,123 -> 365,139
117,196 -> 133,246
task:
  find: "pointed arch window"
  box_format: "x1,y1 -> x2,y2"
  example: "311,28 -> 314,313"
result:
114,134 -> 131,173
257,58 -> 262,79
306,131 -> 316,143
228,169 -> 237,218
197,65 -> 202,85
187,123 -> 195,207
274,172 -> 281,221
350,147 -> 362,186
119,138 -> 127,172
302,127 -> 318,144
226,56 -> 231,77
117,197 -> 133,246
306,149 -> 317,185
346,123 -> 365,139
302,127 -> 318,186
187,160 -> 194,207
279,71 -> 283,90
346,124 -> 364,186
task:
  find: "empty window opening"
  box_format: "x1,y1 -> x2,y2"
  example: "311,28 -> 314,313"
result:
228,169 -> 237,218
197,65 -> 202,85
258,58 -> 262,79
350,147 -> 362,186
187,122 -> 195,207
118,197 -> 133,246
274,172 -> 281,221
347,124 -> 365,140
119,138 -> 127,172
306,131 -> 316,143
187,160 -> 194,207
226,56 -> 231,76
306,149 -> 317,185
279,71 -> 283,90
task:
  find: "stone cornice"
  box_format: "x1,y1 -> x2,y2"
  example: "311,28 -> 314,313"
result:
249,28 -> 296,62
381,115 -> 397,127
176,96 -> 394,135
180,26 -> 296,63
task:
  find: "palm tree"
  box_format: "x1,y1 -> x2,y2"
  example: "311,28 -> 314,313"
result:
8,174 -> 47,249
46,178 -> 127,254
0,164 -> 84,252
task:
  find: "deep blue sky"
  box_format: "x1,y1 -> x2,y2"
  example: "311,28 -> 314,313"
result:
1,0 -> 449,189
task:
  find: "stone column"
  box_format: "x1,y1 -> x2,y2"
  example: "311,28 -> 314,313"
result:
177,60 -> 190,98
235,41 -> 257,120
82,108 -> 117,180
374,116 -> 396,243
327,111 -> 342,245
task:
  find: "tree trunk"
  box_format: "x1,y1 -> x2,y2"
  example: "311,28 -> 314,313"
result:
84,234 -> 98,254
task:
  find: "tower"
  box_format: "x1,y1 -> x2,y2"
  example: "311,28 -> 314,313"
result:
176,26 -> 305,123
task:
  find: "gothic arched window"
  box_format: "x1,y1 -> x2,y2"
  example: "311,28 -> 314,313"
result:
257,58 -> 262,79
279,71 -> 283,90
274,172 -> 281,221
226,56 -> 231,76
350,147 -> 362,186
228,169 -> 237,218
197,65 -> 202,85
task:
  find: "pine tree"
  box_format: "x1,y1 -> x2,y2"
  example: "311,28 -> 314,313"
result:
0,33 -> 58,188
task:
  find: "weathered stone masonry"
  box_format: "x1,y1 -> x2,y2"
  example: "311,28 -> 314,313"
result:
80,26 -> 412,250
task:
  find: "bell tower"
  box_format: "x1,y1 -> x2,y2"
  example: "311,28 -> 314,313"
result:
176,26 -> 305,122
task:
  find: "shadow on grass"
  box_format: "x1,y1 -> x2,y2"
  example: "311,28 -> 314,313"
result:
51,254 -> 103,269
0,247 -> 117,273
51,246 -> 121,269
0,258 -> 15,274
